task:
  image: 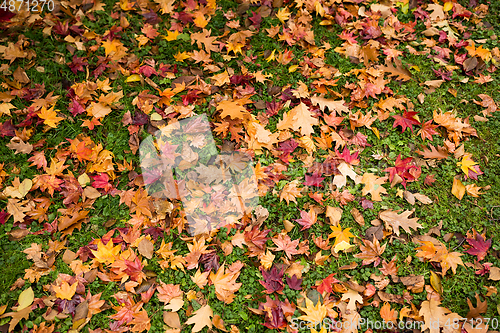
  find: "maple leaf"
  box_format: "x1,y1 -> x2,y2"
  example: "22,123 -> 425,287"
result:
384,154 -> 420,188
434,248 -> 465,275
295,209 -> 317,231
360,173 -> 387,202
272,233 -> 299,259
315,273 -> 340,294
217,100 -> 248,120
277,102 -> 319,136
298,297 -> 328,323
259,265 -> 285,294
379,209 -> 422,236
303,173 -> 325,187
465,233 -> 491,261
38,105 -> 64,128
329,224 -> 355,253
457,154 -> 477,175
418,120 -> 439,141
286,275 -> 302,290
185,305 -> 213,332
91,239 -> 121,265
280,180 -> 303,205
209,263 -> 242,304
392,111 -> 420,133
53,281 -> 78,300
380,302 -> 398,323
354,237 -> 387,267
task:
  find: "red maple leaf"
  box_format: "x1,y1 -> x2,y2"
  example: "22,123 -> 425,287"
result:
92,173 -> 113,193
295,209 -> 317,231
244,226 -> 270,250
315,273 -> 340,294
465,234 -> 491,261
392,111 -> 420,133
285,275 -> 302,290
303,173 -> 324,187
259,266 -> 285,294
335,146 -> 359,165
384,154 -> 421,188
418,120 -> 439,141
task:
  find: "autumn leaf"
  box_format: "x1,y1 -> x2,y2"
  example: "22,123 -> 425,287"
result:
38,105 -> 64,128
295,209 -> 317,230
91,239 -> 121,265
272,233 -> 300,259
329,224 -> 355,253
451,177 -> 465,200
280,180 -> 303,205
354,237 -> 386,266
379,209 -> 422,236
54,281 -> 78,300
209,263 -> 242,304
185,304 -> 213,332
360,173 -> 387,201
392,111 -> 420,133
298,296 -> 328,323
419,299 -> 451,333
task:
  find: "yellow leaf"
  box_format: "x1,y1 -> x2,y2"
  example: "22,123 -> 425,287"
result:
289,65 -> 298,73
162,30 -> 180,41
265,49 -> 276,62
125,74 -> 141,82
174,51 -> 191,62
0,102 -> 15,116
451,178 -> 465,200
54,281 -> 78,300
38,105 -> 64,128
91,239 -> 121,265
17,287 -> 34,311
443,1 -> 453,11
18,179 -> 32,198
298,297 -> 327,323
329,225 -> 355,253
193,12 -> 208,28
457,154 -> 476,175
260,250 -> 275,270
430,271 -> 442,294
276,7 -> 291,23
150,112 -> 162,121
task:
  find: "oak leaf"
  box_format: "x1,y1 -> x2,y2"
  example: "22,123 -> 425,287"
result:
185,304 -> 213,332
379,209 -> 422,236
419,299 -> 451,333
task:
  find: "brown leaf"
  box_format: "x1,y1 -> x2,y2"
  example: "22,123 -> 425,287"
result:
380,209 -> 422,236
6,137 -> 33,154
163,311 -> 181,329
416,144 -> 449,159
466,293 -> 487,318
138,238 -> 154,259
350,208 -> 364,226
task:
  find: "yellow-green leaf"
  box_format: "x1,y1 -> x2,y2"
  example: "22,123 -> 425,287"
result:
430,271 -> 442,294
17,287 -> 34,311
125,74 -> 141,83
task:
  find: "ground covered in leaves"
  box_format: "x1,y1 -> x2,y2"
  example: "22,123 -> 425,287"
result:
1,0 -> 500,332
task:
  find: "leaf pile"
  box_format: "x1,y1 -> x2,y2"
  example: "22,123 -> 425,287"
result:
0,0 -> 500,332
